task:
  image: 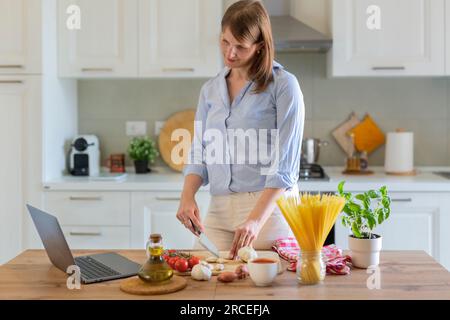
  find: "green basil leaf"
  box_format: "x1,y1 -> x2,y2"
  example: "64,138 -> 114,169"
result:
337,181 -> 345,194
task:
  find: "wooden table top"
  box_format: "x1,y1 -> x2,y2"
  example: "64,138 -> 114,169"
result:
1,250 -> 450,300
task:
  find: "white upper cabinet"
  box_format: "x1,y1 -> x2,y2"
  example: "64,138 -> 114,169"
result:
329,0 -> 445,76
58,0 -> 138,77
0,0 -> 41,74
138,0 -> 222,77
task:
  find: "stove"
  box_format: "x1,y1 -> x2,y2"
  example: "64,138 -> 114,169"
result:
299,163 -> 330,181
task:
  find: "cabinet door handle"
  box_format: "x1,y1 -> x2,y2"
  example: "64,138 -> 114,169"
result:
391,198 -> 412,202
81,68 -> 114,72
155,196 -> 182,201
372,66 -> 405,71
0,80 -> 23,84
162,67 -> 195,72
69,231 -> 102,236
0,65 -> 23,69
69,196 -> 103,201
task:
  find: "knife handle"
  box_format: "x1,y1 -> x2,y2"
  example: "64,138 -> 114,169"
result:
189,218 -> 201,235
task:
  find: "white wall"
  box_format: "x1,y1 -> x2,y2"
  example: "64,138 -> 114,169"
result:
23,0 -> 78,249
42,0 -> 78,182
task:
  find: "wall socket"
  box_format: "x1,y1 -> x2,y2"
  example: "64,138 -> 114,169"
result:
126,121 -> 147,136
154,121 -> 166,136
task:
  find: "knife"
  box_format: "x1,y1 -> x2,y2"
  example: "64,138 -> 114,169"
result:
190,219 -> 220,258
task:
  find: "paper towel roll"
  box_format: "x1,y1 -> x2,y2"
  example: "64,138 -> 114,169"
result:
384,131 -> 414,174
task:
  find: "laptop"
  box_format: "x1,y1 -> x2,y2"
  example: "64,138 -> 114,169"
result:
27,204 -> 140,284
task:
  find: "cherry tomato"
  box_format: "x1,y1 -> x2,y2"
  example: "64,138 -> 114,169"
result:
168,257 -> 179,269
188,256 -> 200,269
175,258 -> 189,273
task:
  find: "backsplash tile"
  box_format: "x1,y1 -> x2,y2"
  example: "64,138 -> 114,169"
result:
79,53 -> 450,167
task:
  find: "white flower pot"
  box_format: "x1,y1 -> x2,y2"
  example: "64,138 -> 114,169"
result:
348,234 -> 382,269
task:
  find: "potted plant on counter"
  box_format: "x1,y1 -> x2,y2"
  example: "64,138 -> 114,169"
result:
128,137 -> 159,174
337,181 -> 391,268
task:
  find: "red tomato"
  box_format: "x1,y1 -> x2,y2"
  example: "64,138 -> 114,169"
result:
168,257 -> 179,269
188,256 -> 200,269
175,258 -> 189,273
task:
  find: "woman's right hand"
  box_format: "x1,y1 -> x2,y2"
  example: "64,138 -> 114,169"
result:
176,195 -> 204,236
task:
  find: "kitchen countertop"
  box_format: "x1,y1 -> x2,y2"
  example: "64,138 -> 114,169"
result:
1,250 -> 450,300
43,166 -> 450,192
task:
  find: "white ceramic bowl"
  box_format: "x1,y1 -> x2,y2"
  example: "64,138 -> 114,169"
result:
247,258 -> 278,287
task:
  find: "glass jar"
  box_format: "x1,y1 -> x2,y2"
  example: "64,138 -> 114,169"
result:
138,233 -> 173,283
297,250 -> 326,285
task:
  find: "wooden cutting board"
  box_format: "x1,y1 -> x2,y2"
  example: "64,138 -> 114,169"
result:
172,251 -> 283,276
158,109 -> 196,172
120,275 -> 187,295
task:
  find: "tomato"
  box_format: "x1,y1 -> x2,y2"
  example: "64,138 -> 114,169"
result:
175,258 -> 189,273
168,257 -> 179,269
188,256 -> 200,269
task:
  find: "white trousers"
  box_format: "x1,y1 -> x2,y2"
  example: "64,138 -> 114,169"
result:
194,190 -> 293,252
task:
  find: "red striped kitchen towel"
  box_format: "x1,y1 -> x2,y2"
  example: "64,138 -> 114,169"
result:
272,237 -> 352,275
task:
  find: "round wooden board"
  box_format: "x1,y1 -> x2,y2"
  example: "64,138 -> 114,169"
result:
158,109 -> 196,172
342,170 -> 374,175
385,169 -> 417,176
120,275 -> 187,296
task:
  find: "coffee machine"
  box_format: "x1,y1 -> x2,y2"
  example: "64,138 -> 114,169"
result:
69,135 -> 100,176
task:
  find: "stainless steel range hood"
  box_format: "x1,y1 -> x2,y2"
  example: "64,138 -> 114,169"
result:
270,16 -> 332,52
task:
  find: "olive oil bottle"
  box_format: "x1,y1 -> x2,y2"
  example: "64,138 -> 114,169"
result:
138,234 -> 173,283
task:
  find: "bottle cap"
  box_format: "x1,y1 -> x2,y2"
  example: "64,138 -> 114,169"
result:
149,233 -> 162,243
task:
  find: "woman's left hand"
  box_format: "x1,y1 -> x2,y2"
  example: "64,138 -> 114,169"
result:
228,219 -> 260,260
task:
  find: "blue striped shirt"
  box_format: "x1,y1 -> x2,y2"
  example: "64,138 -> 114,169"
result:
183,61 -> 305,196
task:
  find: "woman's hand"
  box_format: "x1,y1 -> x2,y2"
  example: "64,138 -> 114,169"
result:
228,219 -> 261,260
176,195 -> 204,236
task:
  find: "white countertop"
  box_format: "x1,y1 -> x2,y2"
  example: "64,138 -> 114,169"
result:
43,166 -> 450,192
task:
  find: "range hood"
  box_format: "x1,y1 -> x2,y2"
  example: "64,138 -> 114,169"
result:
270,16 -> 332,52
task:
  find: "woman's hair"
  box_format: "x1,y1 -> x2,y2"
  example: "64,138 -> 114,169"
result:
221,0 -> 275,93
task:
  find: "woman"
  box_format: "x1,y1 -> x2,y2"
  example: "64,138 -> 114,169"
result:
176,0 -> 304,259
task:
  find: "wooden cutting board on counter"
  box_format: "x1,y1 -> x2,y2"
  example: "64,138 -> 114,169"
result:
173,251 -> 283,276
158,109 -> 196,172
120,275 -> 187,295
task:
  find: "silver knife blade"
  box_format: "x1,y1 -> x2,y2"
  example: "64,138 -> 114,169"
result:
190,219 -> 220,257
199,233 -> 220,258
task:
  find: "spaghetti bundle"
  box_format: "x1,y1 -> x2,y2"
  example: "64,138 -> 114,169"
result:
276,193 -> 345,284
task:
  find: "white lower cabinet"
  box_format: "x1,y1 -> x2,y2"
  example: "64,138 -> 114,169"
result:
335,192 -> 450,270
60,226 -> 130,249
130,191 -> 211,249
41,189 -> 211,251
43,191 -> 132,249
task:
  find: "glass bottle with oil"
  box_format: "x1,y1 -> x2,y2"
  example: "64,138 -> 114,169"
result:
138,233 -> 173,283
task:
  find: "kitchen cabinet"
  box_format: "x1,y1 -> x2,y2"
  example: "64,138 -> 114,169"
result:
43,191 -> 132,249
131,191 -> 211,249
58,0 -> 222,78
58,0 -> 138,78
138,0 -> 222,77
335,192 -> 450,270
41,189 -> 211,251
0,0 -> 41,74
329,0 -> 445,76
0,76 -> 41,264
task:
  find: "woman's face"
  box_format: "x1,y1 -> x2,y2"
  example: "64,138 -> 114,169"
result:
220,27 -> 260,70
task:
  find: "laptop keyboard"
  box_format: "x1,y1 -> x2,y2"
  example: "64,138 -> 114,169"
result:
75,256 -> 121,280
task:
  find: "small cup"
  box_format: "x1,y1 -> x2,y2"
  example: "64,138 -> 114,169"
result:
247,258 -> 278,287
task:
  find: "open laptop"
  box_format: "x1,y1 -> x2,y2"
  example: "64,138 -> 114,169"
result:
27,204 -> 140,284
